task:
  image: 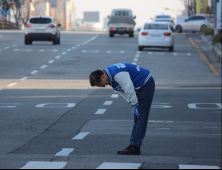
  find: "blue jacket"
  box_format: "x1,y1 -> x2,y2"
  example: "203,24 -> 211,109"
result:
104,63 -> 152,107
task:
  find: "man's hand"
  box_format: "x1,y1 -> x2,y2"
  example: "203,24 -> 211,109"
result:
132,106 -> 139,119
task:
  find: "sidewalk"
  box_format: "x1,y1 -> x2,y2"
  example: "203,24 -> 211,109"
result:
193,35 -> 222,76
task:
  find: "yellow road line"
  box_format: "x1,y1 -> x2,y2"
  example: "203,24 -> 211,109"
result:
189,38 -> 219,75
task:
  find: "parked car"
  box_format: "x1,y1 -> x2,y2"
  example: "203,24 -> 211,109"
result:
151,14 -> 174,30
138,22 -> 174,51
174,14 -> 212,33
107,9 -> 136,37
24,16 -> 61,45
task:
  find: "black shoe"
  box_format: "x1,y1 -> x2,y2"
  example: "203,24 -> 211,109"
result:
117,145 -> 141,155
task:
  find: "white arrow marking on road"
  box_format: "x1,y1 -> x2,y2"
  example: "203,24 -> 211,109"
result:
30,70 -> 38,75
111,94 -> 118,98
95,109 -> 106,114
72,132 -> 89,140
20,161 -> 68,169
103,101 -> 113,105
54,148 -> 74,156
97,162 -> 142,169
40,65 -> 48,69
7,83 -> 17,87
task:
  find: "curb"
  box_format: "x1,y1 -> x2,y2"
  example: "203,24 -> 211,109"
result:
201,35 -> 222,63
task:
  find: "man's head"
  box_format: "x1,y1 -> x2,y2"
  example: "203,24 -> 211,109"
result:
89,70 -> 110,87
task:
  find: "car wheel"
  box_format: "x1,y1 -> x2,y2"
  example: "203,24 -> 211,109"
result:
129,32 -> 134,37
109,32 -> 114,37
138,46 -> 143,51
169,45 -> 174,52
176,25 -> 182,33
53,36 -> 57,45
25,39 -> 32,45
57,36 -> 60,45
201,25 -> 207,32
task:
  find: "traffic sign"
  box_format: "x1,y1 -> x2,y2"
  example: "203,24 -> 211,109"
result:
1,9 -> 7,16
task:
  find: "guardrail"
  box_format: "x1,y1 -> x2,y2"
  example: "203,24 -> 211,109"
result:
0,20 -> 19,29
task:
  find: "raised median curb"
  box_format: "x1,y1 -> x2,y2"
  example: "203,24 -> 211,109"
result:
201,35 -> 222,63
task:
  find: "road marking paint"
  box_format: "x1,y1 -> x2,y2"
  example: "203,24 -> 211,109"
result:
48,60 -> 54,64
20,161 -> 68,169
97,162 -> 142,169
72,132 -> 89,140
148,120 -> 174,123
82,50 -> 99,53
53,49 -> 58,52
95,109 -> 106,114
12,45 -> 18,47
173,53 -> 177,55
111,94 -> 118,98
13,49 -> 32,52
134,58 -> 138,61
135,55 -> 140,57
132,62 -> 137,65
189,38 -> 199,49
20,77 -> 29,80
136,51 -> 141,54
160,53 -> 164,55
0,103 -> 22,108
61,52 -> 66,55
187,53 -> 191,56
36,103 -> 76,108
72,47 -> 76,49
40,65 -> 48,69
76,45 -> 80,47
55,55 -> 61,59
7,83 -> 17,87
30,70 -> 38,75
179,165 -> 220,169
90,36 -> 98,40
120,51 -> 125,53
67,49 -> 71,51
4,47 -> 10,49
107,51 -> 111,53
39,49 -> 44,52
103,101 -> 113,105
148,52 -> 153,54
54,148 -> 74,157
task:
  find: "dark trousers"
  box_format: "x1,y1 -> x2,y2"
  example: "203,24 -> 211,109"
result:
130,77 -> 155,148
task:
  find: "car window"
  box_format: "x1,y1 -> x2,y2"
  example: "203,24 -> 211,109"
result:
30,18 -> 52,24
144,24 -> 168,30
114,11 -> 129,16
156,15 -> 170,18
188,16 -> 205,21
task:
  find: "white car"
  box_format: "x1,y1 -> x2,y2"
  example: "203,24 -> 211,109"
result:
25,16 -> 61,45
138,22 -> 174,51
151,14 -> 174,30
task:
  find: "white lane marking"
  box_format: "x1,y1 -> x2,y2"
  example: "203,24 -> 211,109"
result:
148,52 -> 153,54
120,51 -> 125,53
20,77 -> 29,80
53,49 -> 58,52
103,101 -> 113,105
76,45 -> 80,47
134,58 -> 138,61
0,103 -> 22,108
132,62 -> 137,65
7,83 -> 17,87
136,51 -> 141,54
160,53 -> 164,55
97,162 -> 141,169
179,165 -> 220,169
48,60 -> 54,64
72,47 -> 76,49
188,103 -> 221,109
20,161 -> 68,169
13,49 -> 32,52
39,49 -> 44,52
61,52 -> 66,55
173,53 -> 177,55
55,56 -> 61,59
54,148 -> 74,157
95,109 -> 106,114
36,103 -> 76,108
148,120 -> 174,123
135,55 -> 140,58
67,49 -> 71,51
72,132 -> 89,140
40,65 -> 48,69
12,45 -> 18,47
187,53 -> 191,56
111,94 -> 118,98
4,47 -> 10,49
90,36 -> 98,40
107,51 -> 111,53
30,70 -> 38,75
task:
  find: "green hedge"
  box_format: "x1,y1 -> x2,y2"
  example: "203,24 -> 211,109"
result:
204,28 -> 214,36
213,34 -> 222,44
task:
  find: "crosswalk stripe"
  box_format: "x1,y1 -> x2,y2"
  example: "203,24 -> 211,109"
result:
97,162 -> 141,169
20,161 -> 67,169
72,132 -> 89,140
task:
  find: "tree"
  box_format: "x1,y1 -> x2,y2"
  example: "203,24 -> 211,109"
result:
11,0 -> 21,28
20,0 -> 30,27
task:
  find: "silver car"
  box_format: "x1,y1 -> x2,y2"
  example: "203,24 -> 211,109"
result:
174,14 -> 212,33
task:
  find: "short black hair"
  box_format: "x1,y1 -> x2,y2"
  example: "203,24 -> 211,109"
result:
89,70 -> 104,86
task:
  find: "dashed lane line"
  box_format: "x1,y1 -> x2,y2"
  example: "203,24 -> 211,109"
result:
103,101 -> 113,105
20,161 -> 68,169
40,65 -> 48,69
30,70 -> 38,75
97,162 -> 142,169
95,109 -> 106,114
72,132 -> 90,140
111,94 -> 118,98
54,148 -> 74,157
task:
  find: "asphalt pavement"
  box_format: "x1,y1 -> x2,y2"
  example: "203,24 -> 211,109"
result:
0,30 -> 221,169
